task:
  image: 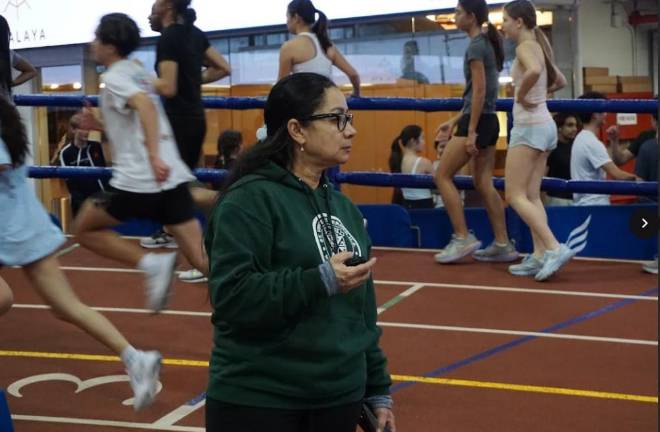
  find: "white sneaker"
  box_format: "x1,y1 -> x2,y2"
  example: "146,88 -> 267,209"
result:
140,230 -> 178,249
178,268 -> 207,283
126,350 -> 162,411
434,232 -> 482,264
142,252 -> 177,312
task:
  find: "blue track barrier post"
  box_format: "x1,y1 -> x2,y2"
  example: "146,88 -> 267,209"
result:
0,389 -> 14,432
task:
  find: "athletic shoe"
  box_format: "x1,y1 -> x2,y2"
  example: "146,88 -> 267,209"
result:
178,268 -> 207,283
126,350 -> 162,411
473,240 -> 519,262
142,252 -> 177,312
434,233 -> 482,264
535,244 -> 575,281
642,258 -> 658,275
508,254 -> 544,276
140,230 -> 178,249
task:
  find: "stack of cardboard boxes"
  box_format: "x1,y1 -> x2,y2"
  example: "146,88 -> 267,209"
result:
583,67 -> 653,94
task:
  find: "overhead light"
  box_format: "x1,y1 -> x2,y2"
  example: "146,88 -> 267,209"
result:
99,83 -> 106,89
49,83 -> 59,90
498,76 -> 513,84
73,82 -> 82,90
426,14 -> 437,21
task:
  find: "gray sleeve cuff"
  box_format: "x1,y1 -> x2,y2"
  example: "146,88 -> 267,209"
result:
365,394 -> 393,410
318,261 -> 340,296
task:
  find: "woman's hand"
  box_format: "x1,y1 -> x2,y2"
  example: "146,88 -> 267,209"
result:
435,120 -> 454,142
148,154 -> 171,183
374,407 -> 396,432
329,251 -> 377,293
465,131 -> 479,156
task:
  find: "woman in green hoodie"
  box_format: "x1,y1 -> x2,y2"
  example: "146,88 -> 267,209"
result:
205,72 -> 395,432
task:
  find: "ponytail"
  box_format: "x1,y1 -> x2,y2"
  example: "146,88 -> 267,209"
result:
312,9 -> 332,52
388,138 -> 403,173
533,26 -> 557,88
288,0 -> 333,52
486,22 -> 504,72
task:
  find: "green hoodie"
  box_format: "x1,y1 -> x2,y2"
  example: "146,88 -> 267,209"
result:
205,161 -> 392,409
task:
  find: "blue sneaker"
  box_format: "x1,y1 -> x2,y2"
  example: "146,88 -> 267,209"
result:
535,244 -> 575,281
508,254 -> 543,276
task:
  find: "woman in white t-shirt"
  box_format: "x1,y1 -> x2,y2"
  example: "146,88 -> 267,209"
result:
278,0 -> 360,95
75,13 -> 208,312
389,125 -> 434,209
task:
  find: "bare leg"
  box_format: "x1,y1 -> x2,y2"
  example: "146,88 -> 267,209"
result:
73,200 -> 147,267
166,219 -> 208,275
0,275 -> 13,316
473,146 -> 509,244
435,136 -> 471,238
22,254 -> 129,354
505,145 -> 560,253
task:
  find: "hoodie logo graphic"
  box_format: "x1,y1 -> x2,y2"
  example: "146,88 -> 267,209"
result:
313,213 -> 361,260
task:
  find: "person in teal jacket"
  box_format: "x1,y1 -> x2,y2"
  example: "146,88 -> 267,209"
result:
204,72 -> 395,432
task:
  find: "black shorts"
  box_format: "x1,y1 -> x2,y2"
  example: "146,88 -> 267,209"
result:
96,183 -> 194,226
455,113 -> 500,149
168,113 -> 207,170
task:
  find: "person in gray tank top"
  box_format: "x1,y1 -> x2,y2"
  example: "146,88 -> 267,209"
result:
433,0 -> 519,265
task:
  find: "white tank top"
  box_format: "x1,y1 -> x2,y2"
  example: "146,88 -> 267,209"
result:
401,157 -> 432,201
291,33 -> 333,78
511,43 -> 552,125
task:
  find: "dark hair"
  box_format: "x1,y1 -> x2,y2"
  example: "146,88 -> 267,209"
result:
553,112 -> 579,129
388,125 -> 423,173
0,96 -> 29,166
577,91 -> 606,124
459,0 -> 504,71
288,0 -> 332,52
220,73 -> 336,193
0,15 -> 13,96
505,0 -> 557,87
216,130 -> 243,168
183,7 -> 197,25
95,13 -> 141,57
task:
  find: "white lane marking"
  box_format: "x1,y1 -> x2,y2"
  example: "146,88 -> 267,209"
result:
11,304 -> 654,346
152,399 -> 206,427
377,322 -> 658,346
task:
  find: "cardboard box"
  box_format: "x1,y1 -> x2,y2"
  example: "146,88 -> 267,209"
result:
583,67 -> 609,78
585,75 -> 618,85
585,84 -> 618,93
618,75 -> 652,85
619,83 -> 653,93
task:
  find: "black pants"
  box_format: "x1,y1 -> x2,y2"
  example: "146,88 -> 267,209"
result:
205,397 -> 362,432
168,113 -> 207,170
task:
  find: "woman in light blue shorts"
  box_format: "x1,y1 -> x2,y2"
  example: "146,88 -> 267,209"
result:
502,0 -> 576,282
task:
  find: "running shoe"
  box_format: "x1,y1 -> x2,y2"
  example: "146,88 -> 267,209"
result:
140,230 -> 178,249
126,350 -> 162,411
508,254 -> 544,276
434,232 -> 482,264
142,252 -> 177,312
178,268 -> 207,283
642,258 -> 658,275
473,240 -> 519,262
535,244 -> 575,281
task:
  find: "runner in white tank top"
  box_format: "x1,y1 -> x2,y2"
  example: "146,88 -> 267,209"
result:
279,0 -> 360,95
291,32 -> 332,78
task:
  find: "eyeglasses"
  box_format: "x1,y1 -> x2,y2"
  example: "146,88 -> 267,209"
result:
302,112 -> 354,132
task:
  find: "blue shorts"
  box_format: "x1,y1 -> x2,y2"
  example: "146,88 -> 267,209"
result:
509,121 -> 557,152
